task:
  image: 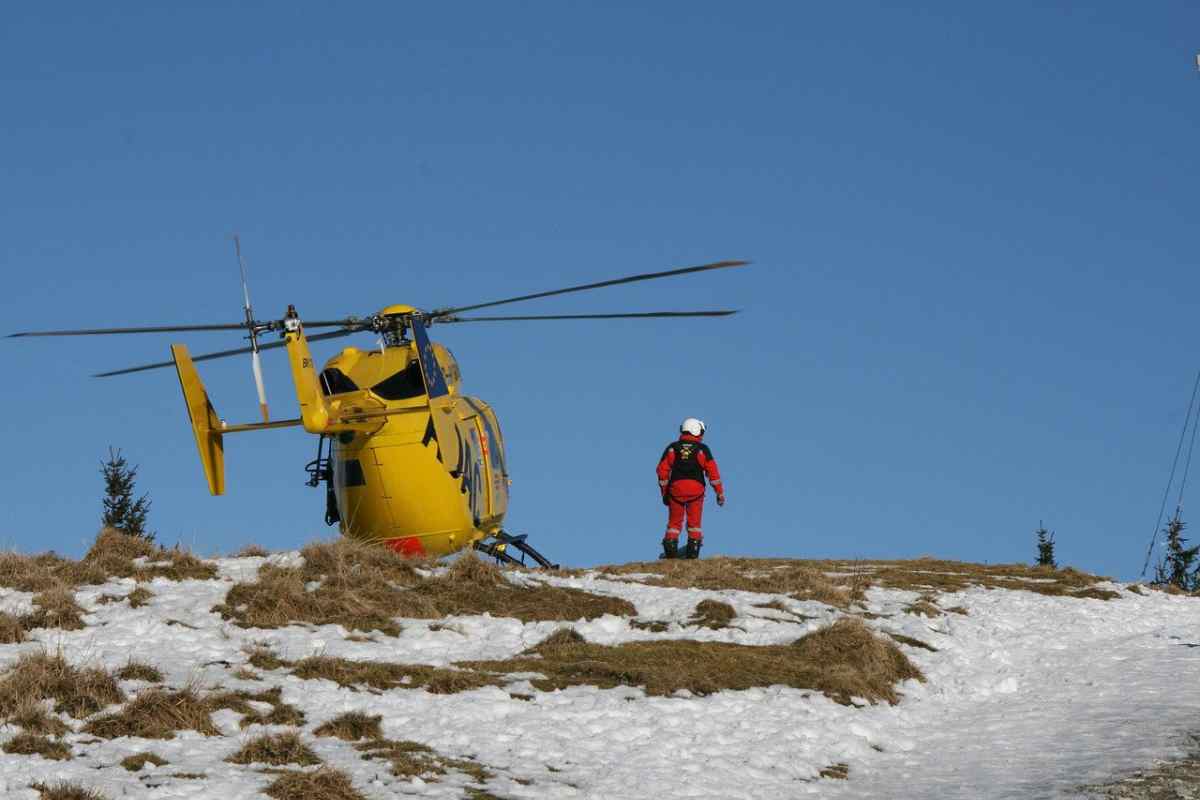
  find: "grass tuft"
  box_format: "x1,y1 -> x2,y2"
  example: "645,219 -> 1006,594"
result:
83,688 -> 218,739
603,557 -> 857,607
462,617 -> 923,704
820,763 -> 850,779
0,530 -> 214,598
206,686 -> 305,728
903,598 -> 942,618
262,767 -> 366,800
886,632 -> 938,652
120,752 -> 167,771
85,683 -> 306,739
30,782 -> 108,800
22,586 -> 87,632
289,654 -> 498,694
602,557 -> 1124,607
126,586 -> 154,608
115,661 -> 163,683
246,646 -> 288,671
313,711 -> 383,741
213,540 -> 632,635
0,611 -> 25,643
0,651 -> 124,720
355,738 -> 492,782
83,528 -> 216,582
226,731 -> 321,766
7,699 -> 71,736
3,732 -> 72,760
691,599 -> 736,629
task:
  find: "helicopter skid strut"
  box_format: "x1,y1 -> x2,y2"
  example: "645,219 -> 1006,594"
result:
475,530 -> 558,569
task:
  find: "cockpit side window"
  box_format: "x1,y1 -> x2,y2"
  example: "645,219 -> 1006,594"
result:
319,368 -> 359,396
371,360 -> 426,400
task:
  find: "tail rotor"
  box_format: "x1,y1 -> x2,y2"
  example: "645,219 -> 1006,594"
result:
233,234 -> 270,423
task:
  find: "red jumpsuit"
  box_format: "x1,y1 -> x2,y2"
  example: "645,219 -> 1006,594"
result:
657,433 -> 723,542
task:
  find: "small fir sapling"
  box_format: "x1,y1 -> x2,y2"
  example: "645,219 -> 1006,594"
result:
1153,514 -> 1199,591
1035,523 -> 1056,568
101,447 -> 154,541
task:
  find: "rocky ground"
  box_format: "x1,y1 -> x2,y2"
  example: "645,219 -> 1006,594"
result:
1078,736 -> 1200,799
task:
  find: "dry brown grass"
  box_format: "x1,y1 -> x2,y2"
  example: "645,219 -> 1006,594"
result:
0,552 -> 106,593
690,599 -> 736,629
31,782 -> 108,800
3,732 -> 72,760
820,763 -> 850,779
85,683 -> 305,739
463,618 -> 923,704
837,558 -> 1115,599
121,752 -> 168,771
114,661 -> 163,683
903,597 -> 943,618
288,654 -> 499,694
0,651 -> 124,721
83,688 -> 219,739
82,529 -> 216,582
206,686 -> 305,727
213,541 -> 632,635
262,768 -> 366,800
886,632 -> 938,652
0,611 -> 24,643
21,587 -> 87,632
235,544 -> 270,557
356,738 -> 493,783
0,530 -> 215,603
226,732 -> 320,766
126,586 -> 154,608
629,619 -> 670,632
8,699 -> 71,736
603,556 -> 1122,606
313,711 -> 382,741
246,646 -> 289,671
602,557 -> 858,607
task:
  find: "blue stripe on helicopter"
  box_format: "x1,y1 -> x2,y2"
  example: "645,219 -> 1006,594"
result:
411,317 -> 450,399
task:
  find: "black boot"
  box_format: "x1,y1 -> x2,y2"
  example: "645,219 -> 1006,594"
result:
660,538 -> 679,559
683,538 -> 702,559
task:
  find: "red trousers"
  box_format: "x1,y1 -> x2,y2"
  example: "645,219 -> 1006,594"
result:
665,490 -> 705,541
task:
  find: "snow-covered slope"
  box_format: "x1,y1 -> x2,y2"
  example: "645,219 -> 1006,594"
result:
1,552 -> 1197,800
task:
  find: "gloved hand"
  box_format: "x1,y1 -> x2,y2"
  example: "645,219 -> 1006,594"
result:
662,492 -> 670,506
717,494 -> 726,506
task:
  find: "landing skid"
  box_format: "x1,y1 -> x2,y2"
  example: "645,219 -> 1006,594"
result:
474,530 -> 558,569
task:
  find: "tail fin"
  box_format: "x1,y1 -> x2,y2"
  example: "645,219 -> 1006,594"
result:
172,344 -> 226,495
281,309 -> 331,433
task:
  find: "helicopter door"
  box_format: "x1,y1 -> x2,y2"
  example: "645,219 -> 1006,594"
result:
412,317 -> 462,477
462,398 -> 508,523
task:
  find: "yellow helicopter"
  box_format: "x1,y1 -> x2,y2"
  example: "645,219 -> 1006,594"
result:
10,246 -> 746,566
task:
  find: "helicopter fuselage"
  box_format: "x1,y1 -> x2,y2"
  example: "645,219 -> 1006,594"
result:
317,341 -> 509,556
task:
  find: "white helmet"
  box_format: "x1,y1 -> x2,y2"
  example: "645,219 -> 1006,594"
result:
680,418 -> 706,437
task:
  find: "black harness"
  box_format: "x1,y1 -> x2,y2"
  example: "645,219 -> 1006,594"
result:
663,439 -> 712,485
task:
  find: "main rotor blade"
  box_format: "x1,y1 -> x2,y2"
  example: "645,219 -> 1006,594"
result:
10,323 -> 251,337
439,310 -> 739,322
9,319 -> 357,338
430,260 -> 748,317
93,329 -> 356,378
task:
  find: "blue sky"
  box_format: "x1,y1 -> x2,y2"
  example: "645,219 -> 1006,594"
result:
2,2 -> 1198,579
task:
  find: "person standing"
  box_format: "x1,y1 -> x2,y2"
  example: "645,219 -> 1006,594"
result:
657,418 -> 724,559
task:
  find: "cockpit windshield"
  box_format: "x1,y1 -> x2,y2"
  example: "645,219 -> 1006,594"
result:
371,360 -> 426,400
